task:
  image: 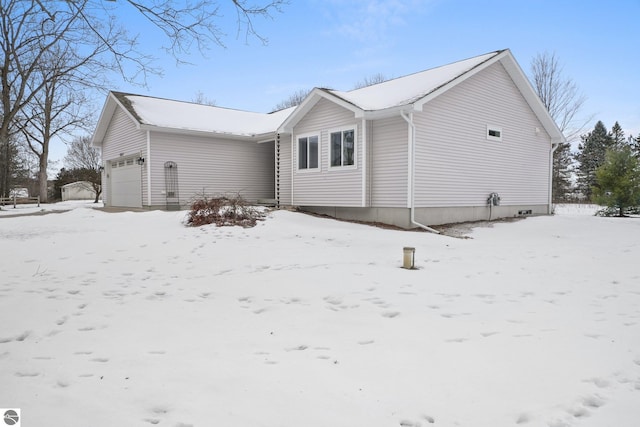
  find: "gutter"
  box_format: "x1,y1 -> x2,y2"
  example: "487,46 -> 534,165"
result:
400,110 -> 440,234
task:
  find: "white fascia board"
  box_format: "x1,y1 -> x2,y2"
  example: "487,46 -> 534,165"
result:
139,124 -> 262,142
91,93 -> 118,147
361,104 -> 421,120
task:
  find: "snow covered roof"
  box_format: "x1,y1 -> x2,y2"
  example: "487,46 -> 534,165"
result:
93,49 -> 564,146
279,49 -> 564,143
328,51 -> 501,111
93,92 -> 295,145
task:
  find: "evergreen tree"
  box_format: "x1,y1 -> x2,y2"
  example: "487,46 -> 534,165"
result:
592,147 -> 640,216
610,121 -> 627,149
552,142 -> 574,202
629,135 -> 640,159
575,121 -> 614,200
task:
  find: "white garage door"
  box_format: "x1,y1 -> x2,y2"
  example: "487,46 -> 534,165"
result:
109,157 -> 141,208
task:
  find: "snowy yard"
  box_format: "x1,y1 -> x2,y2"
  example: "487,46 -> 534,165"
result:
1,203 -> 639,427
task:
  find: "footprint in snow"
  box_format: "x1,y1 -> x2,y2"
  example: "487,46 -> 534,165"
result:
445,338 -> 468,343
324,296 -> 343,305
400,415 -> 434,426
15,371 -> 40,377
581,394 -> 606,409
585,377 -> 611,389
480,331 -> 499,337
381,311 -> 400,318
1,331 -> 31,343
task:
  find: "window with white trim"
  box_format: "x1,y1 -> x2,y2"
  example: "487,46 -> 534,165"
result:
298,135 -> 319,170
330,128 -> 356,167
486,125 -> 502,141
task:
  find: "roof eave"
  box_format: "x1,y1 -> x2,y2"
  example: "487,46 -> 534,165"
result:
140,124 -> 271,141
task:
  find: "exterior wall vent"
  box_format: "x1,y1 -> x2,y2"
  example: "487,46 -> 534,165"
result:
486,125 -> 503,141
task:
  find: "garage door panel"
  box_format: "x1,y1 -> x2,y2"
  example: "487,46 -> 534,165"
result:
110,157 -> 141,208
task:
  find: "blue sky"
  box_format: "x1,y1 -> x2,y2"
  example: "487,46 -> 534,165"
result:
53,0 -> 640,165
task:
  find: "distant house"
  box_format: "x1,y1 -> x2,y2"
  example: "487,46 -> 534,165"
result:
92,49 -> 564,227
61,181 -> 97,201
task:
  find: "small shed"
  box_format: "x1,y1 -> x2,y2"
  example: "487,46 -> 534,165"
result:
61,181 -> 97,201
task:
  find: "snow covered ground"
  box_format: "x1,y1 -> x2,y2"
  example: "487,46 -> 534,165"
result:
1,203 -> 639,427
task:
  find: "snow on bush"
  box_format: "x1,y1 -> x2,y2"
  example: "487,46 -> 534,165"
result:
184,194 -> 265,227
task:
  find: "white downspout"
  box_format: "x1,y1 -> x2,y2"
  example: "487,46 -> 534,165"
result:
361,118 -> 367,207
548,141 -> 560,214
291,133 -> 295,205
146,130 -> 152,207
400,111 -> 440,234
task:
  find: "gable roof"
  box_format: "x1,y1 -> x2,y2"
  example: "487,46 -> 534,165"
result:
279,49 -> 564,143
92,92 -> 295,145
332,50 -> 502,111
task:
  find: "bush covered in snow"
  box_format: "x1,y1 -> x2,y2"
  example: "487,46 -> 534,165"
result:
184,194 -> 265,227
595,205 -> 640,217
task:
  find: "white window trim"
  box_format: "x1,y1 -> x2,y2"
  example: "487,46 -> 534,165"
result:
328,125 -> 358,171
486,125 -> 503,142
295,132 -> 320,173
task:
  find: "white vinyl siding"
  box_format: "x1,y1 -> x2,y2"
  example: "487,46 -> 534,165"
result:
101,107 -> 147,207
414,61 -> 551,207
277,134 -> 292,205
370,115 -> 408,207
292,98 -> 362,206
150,132 -> 274,207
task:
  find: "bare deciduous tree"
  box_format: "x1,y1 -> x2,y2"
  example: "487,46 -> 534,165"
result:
0,0 -> 286,197
63,135 -> 102,203
192,91 -> 217,106
353,72 -> 388,89
530,52 -> 589,141
272,88 -> 311,111
17,47 -> 94,202
530,52 -> 592,202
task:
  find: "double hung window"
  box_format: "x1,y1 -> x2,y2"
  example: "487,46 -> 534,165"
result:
330,128 -> 355,167
298,135 -> 319,170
